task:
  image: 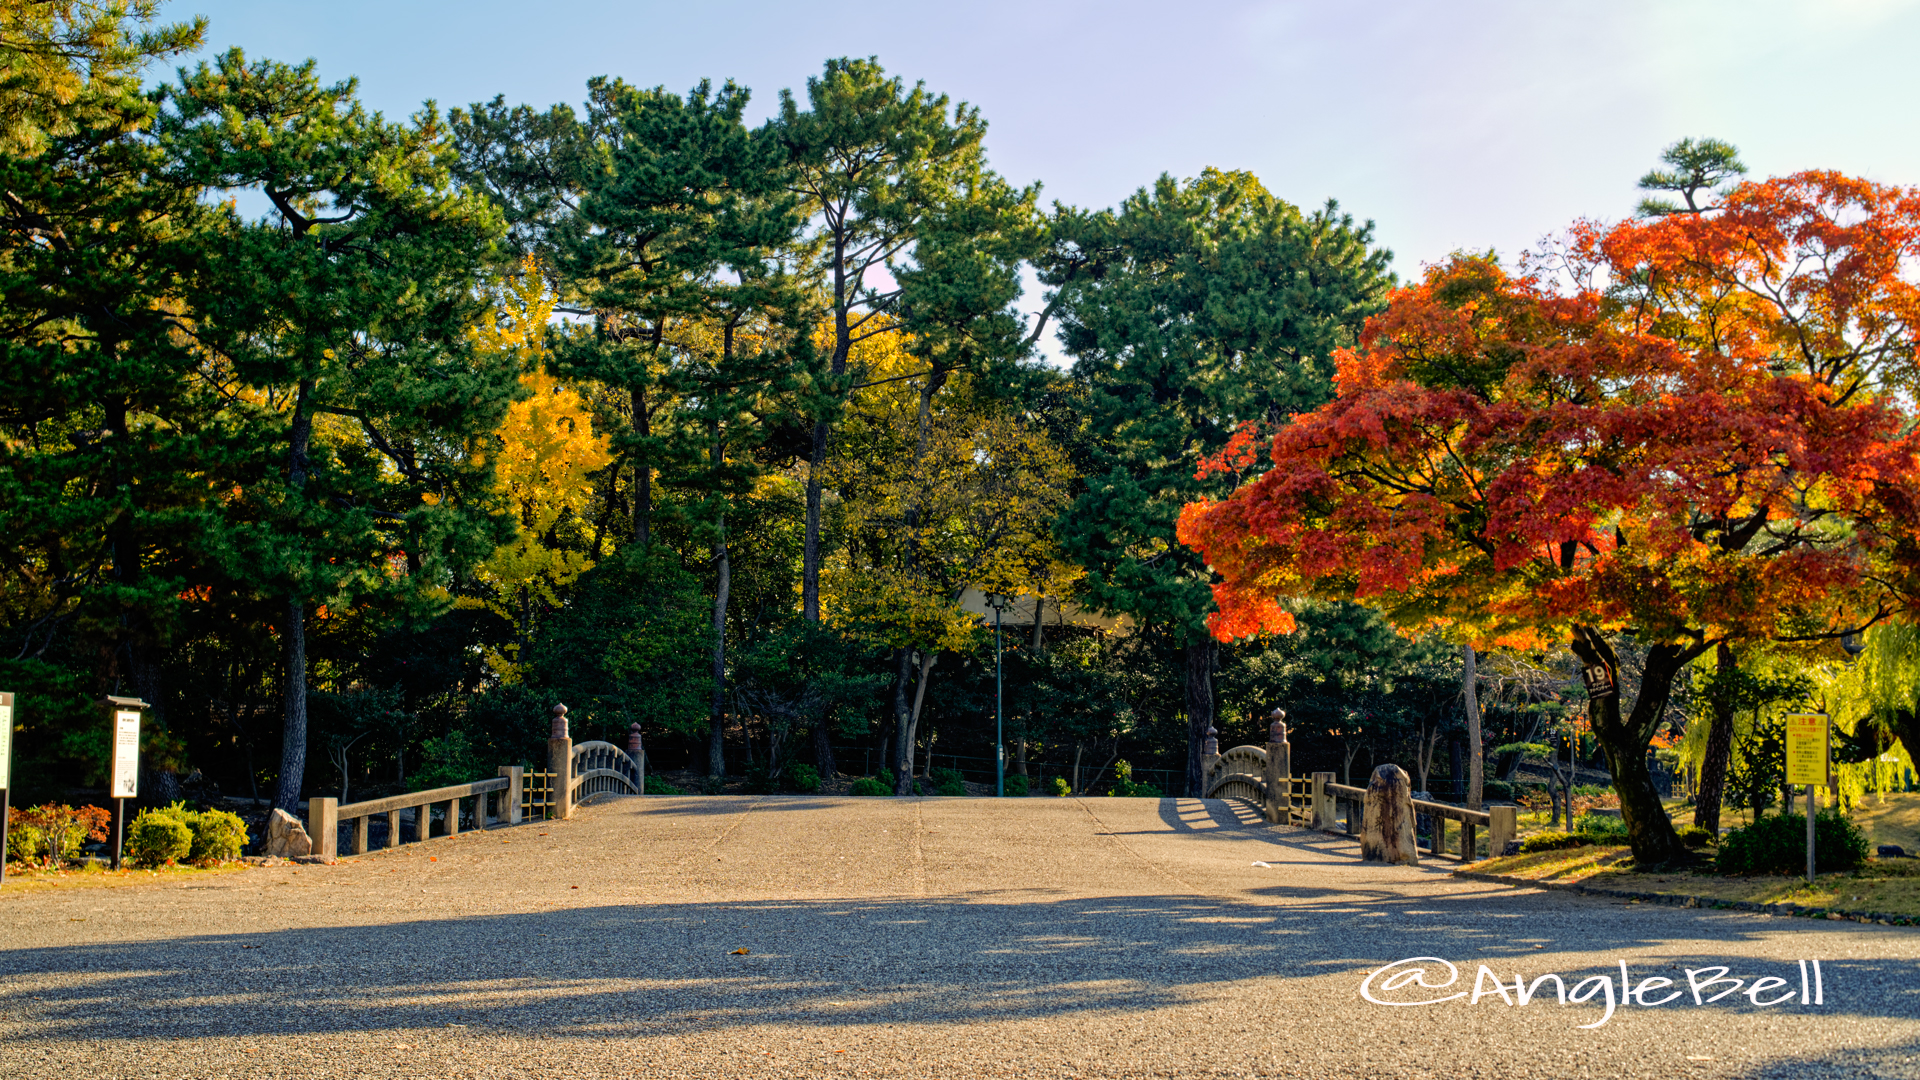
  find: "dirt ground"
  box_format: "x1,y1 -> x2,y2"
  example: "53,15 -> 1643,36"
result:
2,795 -> 1917,1078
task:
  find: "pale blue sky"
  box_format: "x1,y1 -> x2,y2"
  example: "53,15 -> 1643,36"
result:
172,1 -> 1920,289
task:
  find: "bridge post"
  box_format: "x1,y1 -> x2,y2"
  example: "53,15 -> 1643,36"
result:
307,797 -> 338,859
499,766 -> 523,825
628,724 -> 646,794
1264,710 -> 1290,824
549,704 -> 573,820
1311,772 -> 1335,830
1489,804 -> 1517,857
1200,726 -> 1220,794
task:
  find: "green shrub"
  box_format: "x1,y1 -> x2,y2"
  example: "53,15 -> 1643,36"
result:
700,775 -> 726,795
126,808 -> 193,868
848,777 -> 890,796
1679,825 -> 1716,848
1481,780 -> 1514,802
187,807 -> 248,864
1003,774 -> 1030,797
787,763 -> 822,794
742,764 -> 776,794
930,767 -> 966,796
1109,760 -> 1162,797
411,730 -> 484,790
11,804 -> 111,866
1519,831 -> 1592,854
645,775 -> 685,795
1051,777 -> 1071,797
1718,810 -> 1868,875
5,821 -> 44,864
876,769 -> 896,790
1574,813 -> 1631,844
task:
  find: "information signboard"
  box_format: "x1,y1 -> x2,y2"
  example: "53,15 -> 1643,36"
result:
0,690 -> 12,787
1785,712 -> 1830,787
110,708 -> 140,799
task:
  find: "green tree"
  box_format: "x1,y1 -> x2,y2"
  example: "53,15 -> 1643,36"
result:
0,0 -> 203,155
164,51 -> 516,811
1050,169 -> 1392,795
774,56 -> 1037,625
0,12 -> 212,750
528,544 -> 709,739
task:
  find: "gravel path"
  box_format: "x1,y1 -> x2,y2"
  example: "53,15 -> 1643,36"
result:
2,795 -> 1916,1078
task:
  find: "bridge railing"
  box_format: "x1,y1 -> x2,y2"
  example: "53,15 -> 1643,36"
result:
304,702 -> 652,858
1201,732 -> 1518,863
1309,771 -> 1516,863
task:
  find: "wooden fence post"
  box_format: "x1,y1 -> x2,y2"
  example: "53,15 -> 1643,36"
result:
307,797 -> 338,859
1311,771 -> 1335,830
549,704 -> 573,820
501,765 -> 524,825
1361,764 -> 1418,865
1263,710 -> 1289,824
1489,804 -> 1517,857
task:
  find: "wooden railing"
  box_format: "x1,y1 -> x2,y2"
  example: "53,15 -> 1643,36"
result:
307,767 -> 524,858
1309,772 -> 1515,863
300,704 -> 654,858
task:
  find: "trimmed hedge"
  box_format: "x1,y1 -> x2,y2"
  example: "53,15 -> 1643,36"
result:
1718,810 -> 1868,875
126,809 -> 192,868
1519,831 -> 1591,854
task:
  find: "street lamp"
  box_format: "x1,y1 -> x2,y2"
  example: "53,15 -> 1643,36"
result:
984,591 -> 1011,797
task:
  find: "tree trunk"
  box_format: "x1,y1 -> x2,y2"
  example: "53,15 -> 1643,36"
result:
813,720 -> 836,779
891,648 -> 914,794
901,651 -> 937,789
632,384 -> 652,548
275,383 -> 315,814
1569,625 -> 1700,865
1072,741 -> 1083,795
803,419 -> 829,622
1183,638 -> 1216,797
1462,644 -> 1484,811
276,598 -> 308,812
1693,643 -> 1737,835
1015,737 -> 1028,777
707,531 -> 730,778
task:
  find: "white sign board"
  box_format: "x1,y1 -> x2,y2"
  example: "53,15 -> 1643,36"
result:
110,708 -> 140,798
0,691 -> 12,787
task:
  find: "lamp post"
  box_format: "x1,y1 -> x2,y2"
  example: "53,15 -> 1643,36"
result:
984,591 -> 1010,797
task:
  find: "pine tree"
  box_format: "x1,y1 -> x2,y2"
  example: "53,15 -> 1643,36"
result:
163,51 -> 515,811
1051,169 -> 1392,796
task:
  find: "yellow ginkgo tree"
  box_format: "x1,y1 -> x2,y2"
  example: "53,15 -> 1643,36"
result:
460,258 -> 612,680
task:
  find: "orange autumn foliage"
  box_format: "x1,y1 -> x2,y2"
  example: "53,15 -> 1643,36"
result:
1178,170 -> 1920,654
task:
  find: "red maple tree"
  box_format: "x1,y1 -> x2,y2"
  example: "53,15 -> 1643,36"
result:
1178,171 -> 1920,862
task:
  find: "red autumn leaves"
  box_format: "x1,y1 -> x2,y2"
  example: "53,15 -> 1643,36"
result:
1177,170 -> 1920,650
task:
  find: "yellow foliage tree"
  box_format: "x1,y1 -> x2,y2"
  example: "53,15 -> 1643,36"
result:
823,319 -> 1077,782
460,258 -> 612,680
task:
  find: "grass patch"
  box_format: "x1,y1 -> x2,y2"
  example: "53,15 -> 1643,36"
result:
1470,846 -> 1920,918
0,860 -> 250,897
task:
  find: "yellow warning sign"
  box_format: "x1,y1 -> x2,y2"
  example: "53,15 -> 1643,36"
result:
1784,713 -> 1829,787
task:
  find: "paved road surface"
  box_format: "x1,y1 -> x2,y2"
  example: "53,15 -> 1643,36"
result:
1,795 -> 1916,1078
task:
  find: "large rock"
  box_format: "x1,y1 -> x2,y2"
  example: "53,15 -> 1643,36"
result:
1362,763 -> 1418,865
265,808 -> 312,858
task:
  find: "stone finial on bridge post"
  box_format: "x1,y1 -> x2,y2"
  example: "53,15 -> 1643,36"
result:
1263,709 -> 1290,824
628,723 -> 645,793
549,703 -> 573,820
1361,763 -> 1418,865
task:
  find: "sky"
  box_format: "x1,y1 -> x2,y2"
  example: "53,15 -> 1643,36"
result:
169,0 -> 1920,346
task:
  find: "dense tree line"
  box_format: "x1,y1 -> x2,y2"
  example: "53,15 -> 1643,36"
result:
10,5 -> 1910,835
